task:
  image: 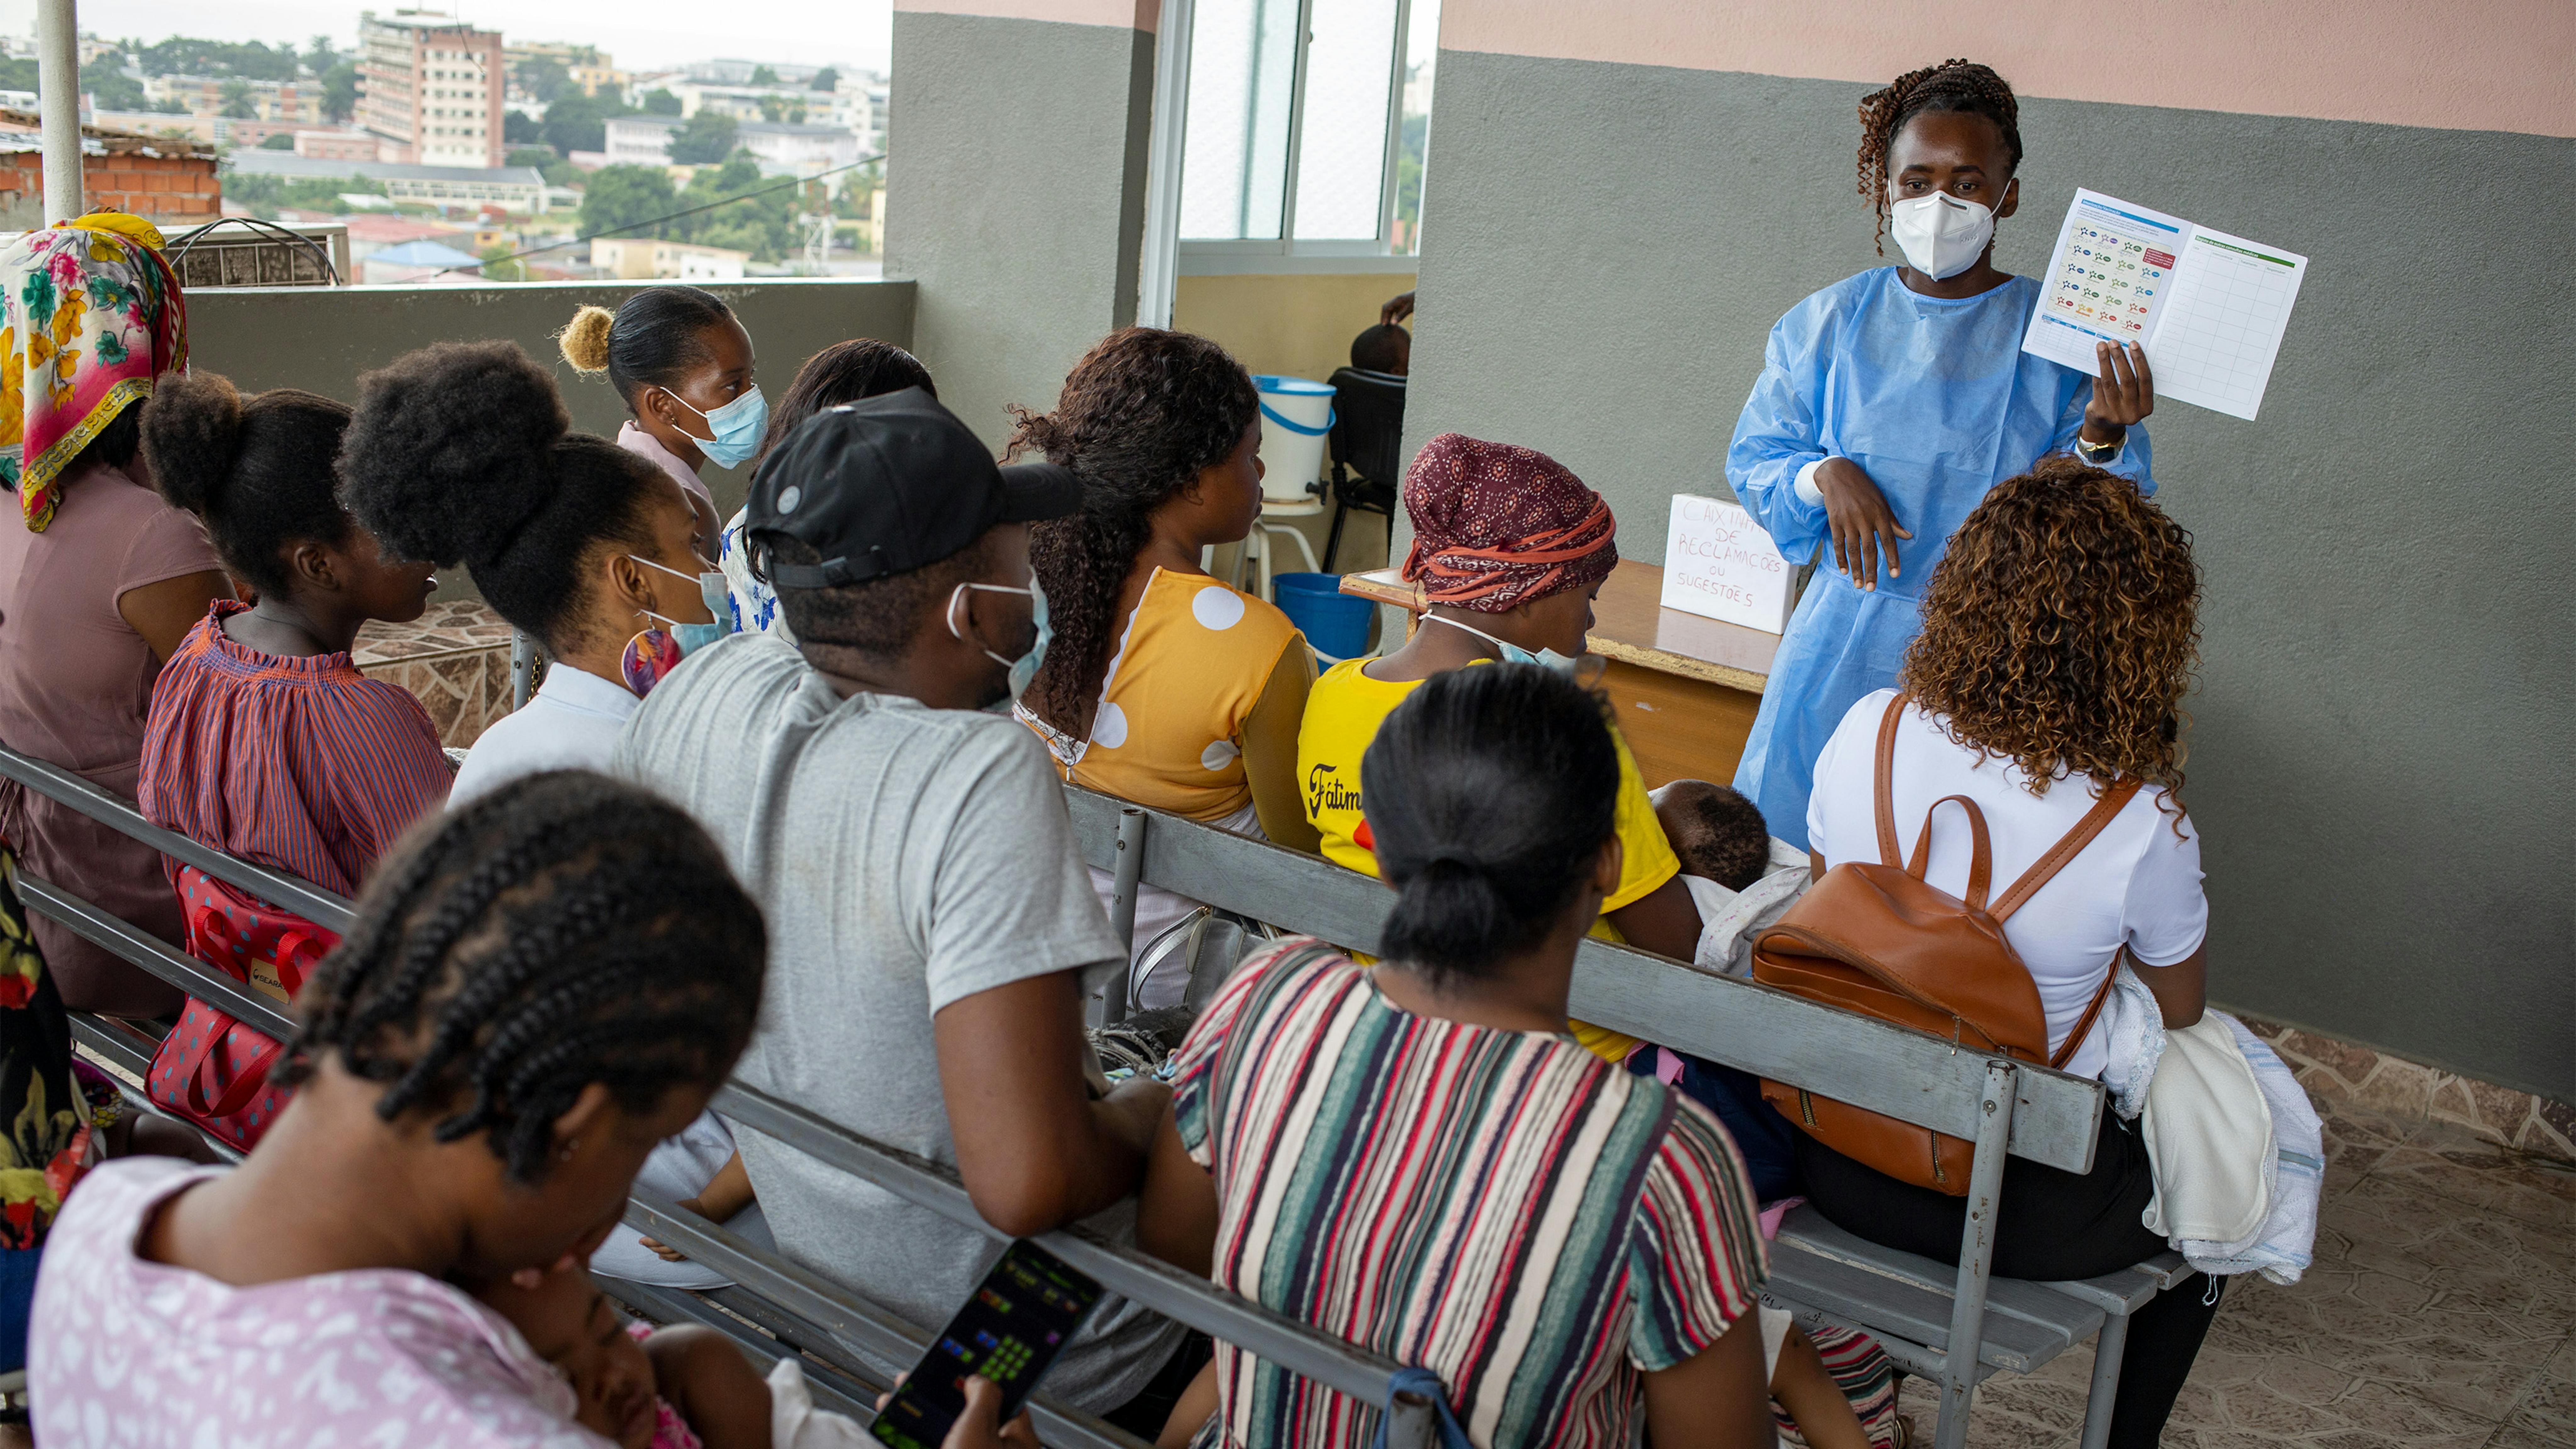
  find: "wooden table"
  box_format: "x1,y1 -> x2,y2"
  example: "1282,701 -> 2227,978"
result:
1340,560 -> 1779,788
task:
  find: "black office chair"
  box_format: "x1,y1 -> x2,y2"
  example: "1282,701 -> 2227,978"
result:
1323,367 -> 1406,572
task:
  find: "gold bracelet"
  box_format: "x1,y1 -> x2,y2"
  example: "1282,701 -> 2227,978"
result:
2076,432 -> 2123,457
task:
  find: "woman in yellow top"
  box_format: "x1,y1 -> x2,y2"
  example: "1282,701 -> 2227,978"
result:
1296,433 -> 1703,1063
1012,329 -> 1319,1000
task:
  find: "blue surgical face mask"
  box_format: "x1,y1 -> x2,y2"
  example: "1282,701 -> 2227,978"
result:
948,578 -> 1051,701
669,386 -> 769,469
631,553 -> 734,657
1427,613 -> 1589,679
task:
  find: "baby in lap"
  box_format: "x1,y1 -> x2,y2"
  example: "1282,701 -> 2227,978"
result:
1652,779 -> 1811,975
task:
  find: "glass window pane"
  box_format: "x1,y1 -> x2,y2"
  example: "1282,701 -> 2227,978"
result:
1290,0 -> 1399,241
1391,0 -> 1438,253
1180,0 -> 1301,240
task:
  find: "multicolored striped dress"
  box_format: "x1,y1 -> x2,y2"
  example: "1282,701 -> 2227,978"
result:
1172,939 -> 1767,1449
138,602 -> 452,898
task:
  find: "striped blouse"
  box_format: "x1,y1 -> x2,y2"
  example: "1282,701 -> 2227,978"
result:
1172,939 -> 1766,1449
139,602 -> 451,899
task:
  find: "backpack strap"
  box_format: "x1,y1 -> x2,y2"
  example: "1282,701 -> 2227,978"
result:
1989,776 -> 2146,923
1905,796 -> 1994,911
1871,693 -> 1909,868
2048,950 -> 2126,1071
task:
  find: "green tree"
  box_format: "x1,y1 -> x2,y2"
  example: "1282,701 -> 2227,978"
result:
304,35 -> 340,76
322,62 -> 358,123
505,146 -> 558,168
479,242 -> 527,282
86,68 -> 149,111
260,131 -> 297,149
749,65 -> 779,84
642,88 -> 682,117
667,110 -> 738,165
219,79 -> 258,119
810,67 -> 839,93
504,112 -> 543,145
579,164 -> 676,239
515,58 -> 571,106
543,91 -> 634,156
674,150 -> 795,261
136,37 -> 299,80
757,95 -> 783,124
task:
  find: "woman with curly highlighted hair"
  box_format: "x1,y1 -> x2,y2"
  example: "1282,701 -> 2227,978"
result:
1796,456 -> 2216,1449
1725,59 -> 2161,854
1009,330 -> 1319,999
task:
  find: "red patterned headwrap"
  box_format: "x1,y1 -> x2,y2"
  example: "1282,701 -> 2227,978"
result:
1399,433 -> 1617,613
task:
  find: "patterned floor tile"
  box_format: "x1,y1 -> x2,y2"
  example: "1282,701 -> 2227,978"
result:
2364,1125 -> 2576,1234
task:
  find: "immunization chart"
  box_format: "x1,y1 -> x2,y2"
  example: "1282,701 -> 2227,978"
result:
2023,188 -> 2309,422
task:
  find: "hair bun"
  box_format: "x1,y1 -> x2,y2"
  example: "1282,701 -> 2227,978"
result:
340,341 -> 570,567
139,369 -> 247,518
558,304 -> 616,375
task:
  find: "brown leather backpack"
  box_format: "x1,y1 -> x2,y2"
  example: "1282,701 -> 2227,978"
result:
1752,695 -> 2138,1195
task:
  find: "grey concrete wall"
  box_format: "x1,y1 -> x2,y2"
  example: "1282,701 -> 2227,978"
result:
886,10 -> 1155,451
186,278 -> 916,541
1406,51 -> 2576,1098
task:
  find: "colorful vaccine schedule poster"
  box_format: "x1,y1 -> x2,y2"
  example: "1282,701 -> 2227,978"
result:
2023,189 -> 2309,421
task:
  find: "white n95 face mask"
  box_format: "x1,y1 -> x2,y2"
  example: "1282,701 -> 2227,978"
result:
1888,190 -> 1997,280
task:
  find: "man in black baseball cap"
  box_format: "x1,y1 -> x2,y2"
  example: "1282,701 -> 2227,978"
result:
737,386 -> 1077,708
609,384 -> 1195,1432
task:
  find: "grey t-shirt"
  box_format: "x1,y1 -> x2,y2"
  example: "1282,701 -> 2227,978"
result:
612,632 -> 1181,1411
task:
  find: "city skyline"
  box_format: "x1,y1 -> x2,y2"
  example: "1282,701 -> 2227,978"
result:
0,0 -> 892,76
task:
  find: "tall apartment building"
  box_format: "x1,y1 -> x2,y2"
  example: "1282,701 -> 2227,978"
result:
356,10 -> 505,169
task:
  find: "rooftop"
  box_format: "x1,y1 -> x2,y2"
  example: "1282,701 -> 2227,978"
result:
223,151 -> 544,186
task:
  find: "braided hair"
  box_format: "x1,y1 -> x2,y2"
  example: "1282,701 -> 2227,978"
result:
1007,328 -> 1258,733
277,771 -> 766,1184
1856,59 -> 2022,255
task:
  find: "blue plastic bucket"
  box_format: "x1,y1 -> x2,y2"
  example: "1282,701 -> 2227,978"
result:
1272,572 -> 1374,663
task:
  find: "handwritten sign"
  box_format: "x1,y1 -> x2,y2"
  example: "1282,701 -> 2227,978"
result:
1662,495 -> 1794,635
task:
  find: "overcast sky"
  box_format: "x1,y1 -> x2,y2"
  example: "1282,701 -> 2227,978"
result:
0,0 -> 895,77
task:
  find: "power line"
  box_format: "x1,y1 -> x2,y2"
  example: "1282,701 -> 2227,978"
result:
430,150 -> 884,280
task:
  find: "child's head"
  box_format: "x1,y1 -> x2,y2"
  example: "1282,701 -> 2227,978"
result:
141,371 -> 434,622
1351,322 -> 1410,376
479,1268 -> 661,1449
1653,779 -> 1771,892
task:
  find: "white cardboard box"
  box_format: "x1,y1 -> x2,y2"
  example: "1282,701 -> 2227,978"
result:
1661,494 -> 1794,635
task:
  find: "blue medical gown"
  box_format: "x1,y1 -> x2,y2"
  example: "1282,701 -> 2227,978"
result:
1726,268 -> 2154,851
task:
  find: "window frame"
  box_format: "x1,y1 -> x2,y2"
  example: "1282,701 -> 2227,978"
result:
1162,0 -> 1420,275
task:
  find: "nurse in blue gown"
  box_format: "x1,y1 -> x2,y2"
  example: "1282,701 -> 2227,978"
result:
1728,60 -> 2158,849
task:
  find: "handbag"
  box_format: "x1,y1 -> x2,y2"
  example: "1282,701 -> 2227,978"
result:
1751,694 -> 2135,1194
146,867 -> 337,1151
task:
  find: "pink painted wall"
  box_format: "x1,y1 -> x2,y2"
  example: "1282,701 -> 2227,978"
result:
895,0 -> 1156,32
1440,0 -> 2574,138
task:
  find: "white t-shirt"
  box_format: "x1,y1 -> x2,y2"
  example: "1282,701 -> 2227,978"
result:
450,663 -> 638,807
1806,690 -> 2207,1081
611,631 -> 1181,1413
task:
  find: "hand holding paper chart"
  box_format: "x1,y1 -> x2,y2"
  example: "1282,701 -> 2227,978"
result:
2023,188 -> 2308,421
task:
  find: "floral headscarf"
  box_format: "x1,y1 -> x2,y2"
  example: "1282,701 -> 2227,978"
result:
0,214 -> 188,532
1399,432 -> 1618,613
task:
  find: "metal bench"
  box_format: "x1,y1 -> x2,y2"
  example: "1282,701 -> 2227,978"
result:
1065,785 -> 2191,1449
0,746 -> 1456,1449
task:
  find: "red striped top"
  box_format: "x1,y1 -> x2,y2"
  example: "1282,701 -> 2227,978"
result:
139,602 -> 451,899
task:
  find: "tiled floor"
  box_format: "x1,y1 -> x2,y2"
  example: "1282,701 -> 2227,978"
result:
1893,1097 -> 2576,1447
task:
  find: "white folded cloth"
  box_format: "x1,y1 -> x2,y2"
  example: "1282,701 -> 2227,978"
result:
1679,837 -> 1812,976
